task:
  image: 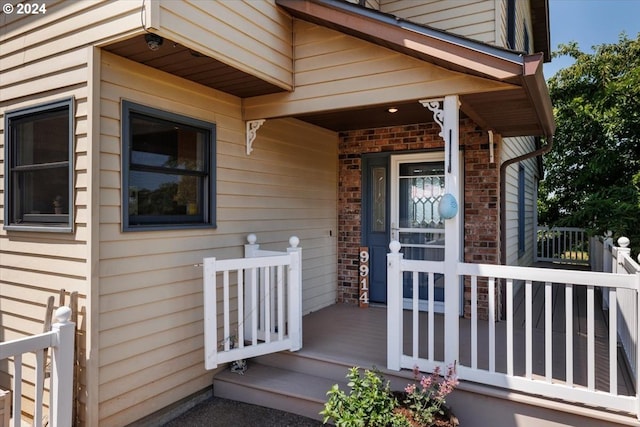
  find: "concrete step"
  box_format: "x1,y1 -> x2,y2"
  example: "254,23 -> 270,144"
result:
213,360 -> 344,421
212,350 -> 418,422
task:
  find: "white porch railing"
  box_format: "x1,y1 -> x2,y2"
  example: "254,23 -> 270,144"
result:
203,235 -> 302,370
387,242 -> 640,417
536,226 -> 589,265
0,306 -> 75,427
592,235 -> 640,384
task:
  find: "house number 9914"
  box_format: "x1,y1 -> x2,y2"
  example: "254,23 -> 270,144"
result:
359,247 -> 369,307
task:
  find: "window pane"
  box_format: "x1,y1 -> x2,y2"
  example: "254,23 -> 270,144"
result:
13,108 -> 69,165
13,167 -> 69,217
129,171 -> 202,217
131,114 -> 206,171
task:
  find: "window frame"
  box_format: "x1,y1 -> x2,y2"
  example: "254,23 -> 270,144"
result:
3,98 -> 75,233
121,100 -> 217,231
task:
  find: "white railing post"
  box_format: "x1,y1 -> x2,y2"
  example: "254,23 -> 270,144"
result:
387,240 -> 403,371
49,306 -> 75,427
245,233 -> 259,258
616,237 -> 632,274
287,236 -> 302,351
636,268 -> 640,420
244,234 -> 259,341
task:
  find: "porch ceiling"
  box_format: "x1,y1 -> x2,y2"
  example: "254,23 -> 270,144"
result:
102,35 -> 285,99
276,0 -> 556,138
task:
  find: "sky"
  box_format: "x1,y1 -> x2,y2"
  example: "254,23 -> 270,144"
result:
543,0 -> 640,79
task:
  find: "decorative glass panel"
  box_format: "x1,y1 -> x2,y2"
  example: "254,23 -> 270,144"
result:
399,162 -> 445,229
372,166 -> 386,232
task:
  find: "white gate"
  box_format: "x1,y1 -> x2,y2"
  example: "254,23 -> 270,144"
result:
203,235 -> 302,370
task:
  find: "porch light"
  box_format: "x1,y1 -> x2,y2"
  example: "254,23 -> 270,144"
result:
145,33 -> 163,51
387,107 -> 398,113
439,193 -> 458,219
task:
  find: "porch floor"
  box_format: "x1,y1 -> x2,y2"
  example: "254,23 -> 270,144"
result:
300,288 -> 635,397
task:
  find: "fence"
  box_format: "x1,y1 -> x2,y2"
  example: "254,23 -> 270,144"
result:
536,226 -> 589,265
203,235 -> 302,370
0,306 -> 75,427
387,242 -> 640,417
592,235 -> 640,383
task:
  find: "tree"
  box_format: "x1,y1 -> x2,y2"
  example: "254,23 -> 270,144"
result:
539,34 -> 640,255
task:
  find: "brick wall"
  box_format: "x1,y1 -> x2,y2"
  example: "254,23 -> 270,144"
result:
337,119 -> 500,319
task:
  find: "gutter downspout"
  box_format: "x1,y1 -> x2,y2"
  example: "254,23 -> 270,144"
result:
499,134 -> 554,265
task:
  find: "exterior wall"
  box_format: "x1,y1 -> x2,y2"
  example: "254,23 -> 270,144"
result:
337,119 -> 498,318
243,19 -> 510,121
380,0 -> 498,44
156,0 -> 293,90
496,0 -> 535,52
0,0 -> 144,422
98,51 -> 337,426
502,137 -> 539,266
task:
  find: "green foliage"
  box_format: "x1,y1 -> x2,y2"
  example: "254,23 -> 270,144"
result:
321,367 -> 409,426
321,366 -> 458,427
540,34 -> 640,255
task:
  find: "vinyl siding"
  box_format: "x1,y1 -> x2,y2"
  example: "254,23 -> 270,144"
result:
157,0 -> 293,90
97,51 -> 337,426
502,136 -> 538,266
244,19 -> 511,120
496,0 -> 534,52
380,0 -> 498,44
0,2 -> 154,424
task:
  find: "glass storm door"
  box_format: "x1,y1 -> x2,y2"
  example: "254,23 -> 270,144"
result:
391,154 -> 446,312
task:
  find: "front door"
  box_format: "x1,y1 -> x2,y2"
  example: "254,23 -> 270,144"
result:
362,152 -> 446,308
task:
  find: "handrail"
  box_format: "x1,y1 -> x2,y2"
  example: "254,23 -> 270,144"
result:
0,306 -> 75,427
387,240 -> 640,418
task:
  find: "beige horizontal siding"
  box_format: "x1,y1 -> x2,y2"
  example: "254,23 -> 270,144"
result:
97,51 -> 336,426
158,0 -> 293,90
0,13 -> 93,419
244,20 -> 511,120
380,0 -> 497,44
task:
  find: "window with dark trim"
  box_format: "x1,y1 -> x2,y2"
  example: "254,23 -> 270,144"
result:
122,101 -> 216,230
4,98 -> 74,232
518,164 -> 526,257
507,0 -> 516,50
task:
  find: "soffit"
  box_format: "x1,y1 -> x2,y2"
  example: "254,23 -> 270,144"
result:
102,35 -> 285,99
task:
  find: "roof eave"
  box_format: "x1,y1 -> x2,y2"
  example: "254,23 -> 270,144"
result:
276,0 -> 524,81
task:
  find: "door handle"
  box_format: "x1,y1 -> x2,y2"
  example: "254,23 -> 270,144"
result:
391,223 -> 399,240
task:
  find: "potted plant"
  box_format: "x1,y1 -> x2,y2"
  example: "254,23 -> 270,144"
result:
321,365 -> 458,427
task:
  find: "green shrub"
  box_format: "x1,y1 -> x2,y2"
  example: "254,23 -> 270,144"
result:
320,367 -> 410,427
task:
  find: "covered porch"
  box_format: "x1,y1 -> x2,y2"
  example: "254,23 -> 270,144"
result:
202,234 -> 640,427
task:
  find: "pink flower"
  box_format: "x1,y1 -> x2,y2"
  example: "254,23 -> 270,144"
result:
405,383 -> 417,394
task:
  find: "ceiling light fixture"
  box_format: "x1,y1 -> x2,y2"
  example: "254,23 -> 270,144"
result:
388,107 -> 398,113
145,33 -> 164,51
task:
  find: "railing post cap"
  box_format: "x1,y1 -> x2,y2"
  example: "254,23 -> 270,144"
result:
389,240 -> 401,253
55,306 -> 72,323
618,236 -> 630,248
289,236 -> 300,248
247,234 -> 257,244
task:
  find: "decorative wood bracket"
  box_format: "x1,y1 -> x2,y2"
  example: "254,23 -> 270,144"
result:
246,119 -> 266,155
419,99 -> 444,139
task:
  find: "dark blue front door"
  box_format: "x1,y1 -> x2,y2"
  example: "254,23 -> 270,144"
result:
361,155 -> 389,303
362,153 -> 446,307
